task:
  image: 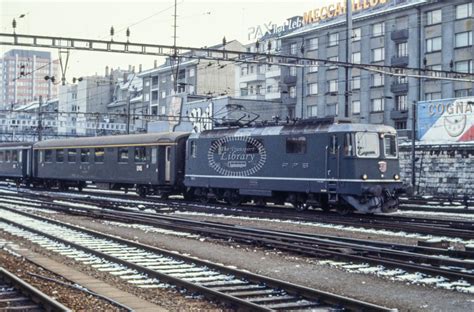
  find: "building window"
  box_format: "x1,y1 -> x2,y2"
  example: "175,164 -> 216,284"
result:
240,88 -> 248,96
352,100 -> 361,114
456,3 -> 472,19
426,64 -> 443,77
328,56 -> 338,69
371,98 -> 384,112
290,43 -> 298,55
307,105 -> 317,117
371,22 -> 385,37
426,37 -> 442,52
396,75 -> 408,84
189,68 -> 195,77
395,95 -> 408,111
455,31 -> 472,48
256,85 -> 262,95
266,85 -> 273,93
151,90 -> 158,101
308,37 -> 318,50
289,86 -> 296,98
395,121 -> 407,130
144,93 -> 150,101
425,92 -> 442,101
241,67 -> 247,76
286,137 -> 307,154
426,9 -> 442,25
308,83 -> 318,95
352,76 -> 360,90
455,89 -> 473,97
372,73 -> 384,87
151,76 -> 159,86
352,52 -> 361,64
289,66 -> 297,76
328,33 -> 339,46
455,60 -> 473,73
372,47 -> 384,62
161,91 -> 166,98
328,79 -> 338,93
396,42 -> 408,57
309,61 -> 318,72
189,85 -> 195,94
352,27 -> 361,41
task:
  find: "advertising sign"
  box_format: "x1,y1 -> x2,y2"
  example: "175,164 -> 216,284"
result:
417,97 -> 474,142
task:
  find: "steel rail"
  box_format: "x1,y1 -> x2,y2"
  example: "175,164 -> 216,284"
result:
0,267 -> 71,311
1,200 -> 473,285
0,208 -> 392,312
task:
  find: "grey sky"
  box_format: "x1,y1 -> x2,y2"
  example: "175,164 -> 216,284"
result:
0,0 -> 334,78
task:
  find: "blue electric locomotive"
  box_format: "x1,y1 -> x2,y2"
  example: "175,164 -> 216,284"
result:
184,121 -> 404,214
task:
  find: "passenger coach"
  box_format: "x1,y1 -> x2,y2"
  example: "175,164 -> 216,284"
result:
185,122 -> 404,213
33,132 -> 190,196
0,142 -> 33,185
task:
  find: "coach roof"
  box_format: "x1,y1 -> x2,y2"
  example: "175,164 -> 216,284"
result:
0,142 -> 34,148
33,132 -> 190,149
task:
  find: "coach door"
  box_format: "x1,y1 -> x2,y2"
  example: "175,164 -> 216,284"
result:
165,146 -> 171,183
326,134 -> 340,180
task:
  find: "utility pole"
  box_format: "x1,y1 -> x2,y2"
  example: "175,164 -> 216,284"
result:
37,95 -> 43,141
344,0 -> 352,118
411,101 -> 416,194
126,94 -> 131,134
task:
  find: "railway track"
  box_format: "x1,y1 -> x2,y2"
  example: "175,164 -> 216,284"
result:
0,267 -> 70,311
0,208 -> 391,311
1,194 -> 473,289
1,186 -> 473,240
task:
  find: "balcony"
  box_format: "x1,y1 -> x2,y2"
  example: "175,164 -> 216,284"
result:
283,75 -> 297,85
265,91 -> 281,100
390,109 -> 409,120
240,94 -> 265,101
265,68 -> 281,78
390,82 -> 409,94
391,56 -> 409,67
239,73 -> 265,83
391,29 -> 409,41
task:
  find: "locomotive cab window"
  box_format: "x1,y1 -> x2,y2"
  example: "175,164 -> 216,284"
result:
80,149 -> 90,163
190,141 -> 197,158
94,148 -> 105,163
356,132 -> 380,158
68,149 -> 77,163
343,133 -> 355,157
135,147 -> 146,163
44,150 -> 53,163
286,137 -> 306,154
151,148 -> 157,164
56,149 -> 64,163
118,147 -> 129,163
384,134 -> 398,158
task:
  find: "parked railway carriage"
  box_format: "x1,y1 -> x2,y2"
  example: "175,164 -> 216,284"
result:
184,122 -> 404,213
32,132 -> 190,196
0,142 -> 33,184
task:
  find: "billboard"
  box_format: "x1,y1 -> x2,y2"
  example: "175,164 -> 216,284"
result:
417,97 -> 474,142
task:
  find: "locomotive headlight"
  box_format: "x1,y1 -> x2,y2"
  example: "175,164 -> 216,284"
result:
361,174 -> 368,180
393,174 -> 400,180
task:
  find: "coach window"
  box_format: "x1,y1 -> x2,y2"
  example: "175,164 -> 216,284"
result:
80,149 -> 90,163
118,147 -> 129,163
45,150 -> 53,163
95,148 -> 105,163
0,151 -> 3,162
5,150 -> 11,162
356,132 -> 380,158
286,137 -> 306,154
343,133 -> 355,157
56,149 -> 64,163
68,149 -> 77,162
151,148 -> 157,164
11,150 -> 18,163
134,147 -> 146,163
383,134 -> 398,158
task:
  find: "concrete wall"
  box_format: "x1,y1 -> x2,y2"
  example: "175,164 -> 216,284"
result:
399,144 -> 474,196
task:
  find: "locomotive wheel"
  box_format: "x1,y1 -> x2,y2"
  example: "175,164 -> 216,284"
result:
199,196 -> 210,204
228,192 -> 242,207
294,202 -> 308,212
336,206 -> 352,215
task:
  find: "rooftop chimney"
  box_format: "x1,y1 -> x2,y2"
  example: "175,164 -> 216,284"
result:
154,60 -> 157,68
139,64 -> 142,72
